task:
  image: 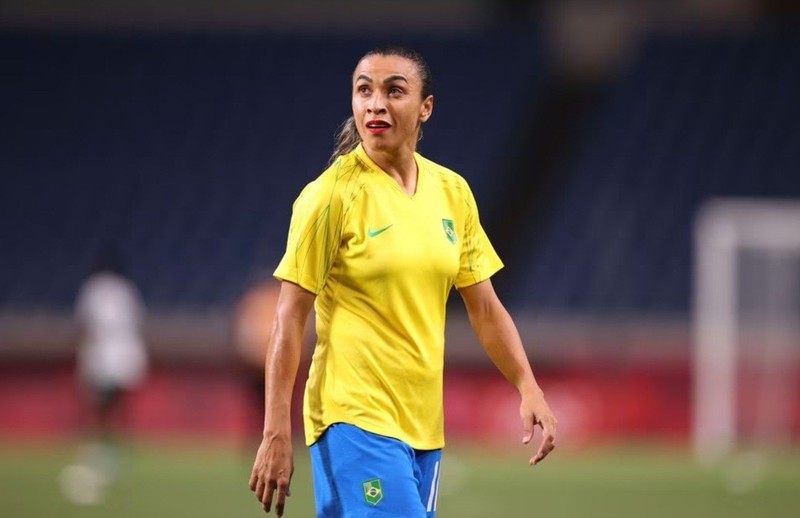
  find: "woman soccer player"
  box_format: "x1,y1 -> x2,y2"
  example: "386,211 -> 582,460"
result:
249,45 -> 557,517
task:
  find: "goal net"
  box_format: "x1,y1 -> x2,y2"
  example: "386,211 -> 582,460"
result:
693,199 -> 800,465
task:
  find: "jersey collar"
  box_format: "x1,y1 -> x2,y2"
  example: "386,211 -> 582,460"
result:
354,143 -> 424,199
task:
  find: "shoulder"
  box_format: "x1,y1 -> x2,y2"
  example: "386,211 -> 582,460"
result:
295,151 -> 370,209
418,154 -> 475,202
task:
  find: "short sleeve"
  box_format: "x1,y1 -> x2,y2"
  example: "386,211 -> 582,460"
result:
454,181 -> 504,288
274,176 -> 345,294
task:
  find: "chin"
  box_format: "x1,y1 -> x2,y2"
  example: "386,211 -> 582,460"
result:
364,138 -> 386,151
365,137 -> 398,152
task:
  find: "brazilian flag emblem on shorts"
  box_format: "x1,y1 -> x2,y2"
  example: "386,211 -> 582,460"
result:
442,218 -> 457,244
363,478 -> 383,506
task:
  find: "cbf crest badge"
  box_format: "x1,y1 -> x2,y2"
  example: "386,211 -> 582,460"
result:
363,478 -> 383,506
442,218 -> 457,244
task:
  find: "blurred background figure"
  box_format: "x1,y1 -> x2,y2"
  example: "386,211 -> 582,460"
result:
61,245 -> 148,505
231,272 -> 280,453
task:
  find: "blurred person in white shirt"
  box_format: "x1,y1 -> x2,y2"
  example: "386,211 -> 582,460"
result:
75,249 -> 147,417
62,247 -> 147,504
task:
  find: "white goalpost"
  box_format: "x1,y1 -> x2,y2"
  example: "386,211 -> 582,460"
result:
693,198 -> 800,465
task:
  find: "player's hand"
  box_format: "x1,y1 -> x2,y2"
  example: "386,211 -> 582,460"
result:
521,391 -> 557,465
249,432 -> 294,516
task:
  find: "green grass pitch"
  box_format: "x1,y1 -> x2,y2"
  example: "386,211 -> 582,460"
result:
1,442 -> 798,517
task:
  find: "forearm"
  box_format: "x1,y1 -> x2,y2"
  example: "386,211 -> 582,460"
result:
469,303 -> 541,397
460,281 -> 557,464
262,284 -> 314,438
263,321 -> 303,437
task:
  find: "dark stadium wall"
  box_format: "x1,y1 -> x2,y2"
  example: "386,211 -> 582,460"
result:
0,0 -> 493,32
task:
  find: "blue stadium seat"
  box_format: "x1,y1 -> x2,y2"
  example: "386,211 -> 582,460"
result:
511,31 -> 800,313
0,30 -> 542,309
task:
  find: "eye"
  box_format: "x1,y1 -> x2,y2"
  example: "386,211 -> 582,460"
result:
389,86 -> 404,96
357,84 -> 371,95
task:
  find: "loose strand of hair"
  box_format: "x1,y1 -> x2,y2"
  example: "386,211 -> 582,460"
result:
328,116 -> 361,166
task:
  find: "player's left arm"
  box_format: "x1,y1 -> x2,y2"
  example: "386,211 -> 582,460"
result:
459,278 -> 557,465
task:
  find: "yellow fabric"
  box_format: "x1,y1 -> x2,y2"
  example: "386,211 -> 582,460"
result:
275,144 -> 503,449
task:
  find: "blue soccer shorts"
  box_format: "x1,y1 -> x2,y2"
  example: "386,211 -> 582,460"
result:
309,423 -> 443,517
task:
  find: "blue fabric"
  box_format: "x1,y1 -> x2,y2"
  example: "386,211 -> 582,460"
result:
309,423 -> 442,518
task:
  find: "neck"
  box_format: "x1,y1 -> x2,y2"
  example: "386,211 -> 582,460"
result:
363,142 -> 418,195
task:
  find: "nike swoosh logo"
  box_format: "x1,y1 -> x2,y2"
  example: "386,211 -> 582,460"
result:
367,224 -> 394,238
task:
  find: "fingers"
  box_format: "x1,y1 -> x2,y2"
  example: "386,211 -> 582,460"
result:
522,427 -> 534,445
261,480 -> 276,514
251,474 -> 291,515
249,437 -> 293,515
262,478 -> 291,516
521,413 -> 535,444
275,484 -> 290,517
531,433 -> 555,465
256,478 -> 269,504
250,472 -> 273,513
530,416 -> 557,466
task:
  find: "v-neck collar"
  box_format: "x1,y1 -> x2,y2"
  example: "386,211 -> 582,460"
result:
355,144 -> 423,200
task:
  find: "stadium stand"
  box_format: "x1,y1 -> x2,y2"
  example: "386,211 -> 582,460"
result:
0,31 -> 542,310
511,31 -> 800,313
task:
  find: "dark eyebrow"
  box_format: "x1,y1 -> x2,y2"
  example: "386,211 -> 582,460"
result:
383,75 -> 408,84
355,74 -> 409,84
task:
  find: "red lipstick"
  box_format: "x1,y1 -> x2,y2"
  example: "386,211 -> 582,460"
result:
366,119 -> 391,135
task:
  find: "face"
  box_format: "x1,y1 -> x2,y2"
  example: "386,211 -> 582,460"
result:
352,54 -> 433,154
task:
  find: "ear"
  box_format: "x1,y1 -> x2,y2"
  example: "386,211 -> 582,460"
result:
419,95 -> 434,123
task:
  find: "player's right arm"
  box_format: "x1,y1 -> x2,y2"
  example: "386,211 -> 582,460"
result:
249,281 -> 315,517
250,166 -> 347,515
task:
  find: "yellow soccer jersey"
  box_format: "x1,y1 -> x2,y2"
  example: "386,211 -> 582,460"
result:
275,144 -> 503,450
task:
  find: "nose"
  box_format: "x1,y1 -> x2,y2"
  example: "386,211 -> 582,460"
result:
367,93 -> 387,115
